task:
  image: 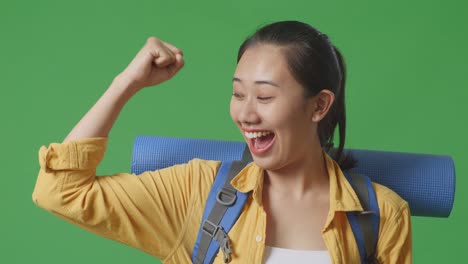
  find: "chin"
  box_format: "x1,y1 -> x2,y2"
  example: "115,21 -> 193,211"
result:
251,155 -> 282,171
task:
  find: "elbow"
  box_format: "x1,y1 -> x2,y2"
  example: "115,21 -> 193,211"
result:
31,168 -> 70,212
31,181 -> 63,212
32,169 -> 102,224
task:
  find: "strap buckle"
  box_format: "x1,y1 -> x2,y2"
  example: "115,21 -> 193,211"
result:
202,220 -> 232,263
220,234 -> 232,263
202,219 -> 219,238
216,187 -> 237,206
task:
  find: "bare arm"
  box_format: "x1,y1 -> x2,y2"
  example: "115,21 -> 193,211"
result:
63,37 -> 184,142
33,36 -> 190,258
63,77 -> 133,142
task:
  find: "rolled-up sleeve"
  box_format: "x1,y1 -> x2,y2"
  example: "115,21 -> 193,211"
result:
32,137 -> 219,259
37,137 -> 106,173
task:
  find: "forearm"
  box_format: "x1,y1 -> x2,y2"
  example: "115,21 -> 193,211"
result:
63,75 -> 136,142
63,36 -> 185,143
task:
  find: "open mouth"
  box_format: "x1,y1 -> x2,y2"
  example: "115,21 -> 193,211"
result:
244,130 -> 276,154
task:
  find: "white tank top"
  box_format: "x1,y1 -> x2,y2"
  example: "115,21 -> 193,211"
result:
263,246 -> 331,264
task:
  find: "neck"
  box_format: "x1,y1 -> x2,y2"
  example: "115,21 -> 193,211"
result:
264,143 -> 329,200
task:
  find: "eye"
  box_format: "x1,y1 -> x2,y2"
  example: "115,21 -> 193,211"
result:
257,96 -> 273,101
232,92 -> 245,100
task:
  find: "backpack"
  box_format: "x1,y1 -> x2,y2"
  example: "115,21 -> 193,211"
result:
191,151 -> 380,264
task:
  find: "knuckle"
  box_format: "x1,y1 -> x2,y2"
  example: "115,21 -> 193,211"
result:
146,36 -> 161,44
160,50 -> 171,59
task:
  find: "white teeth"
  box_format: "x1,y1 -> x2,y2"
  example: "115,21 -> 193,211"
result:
244,131 -> 272,139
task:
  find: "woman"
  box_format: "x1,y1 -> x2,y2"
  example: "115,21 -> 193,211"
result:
32,21 -> 412,263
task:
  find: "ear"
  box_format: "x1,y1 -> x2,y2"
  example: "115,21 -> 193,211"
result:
311,89 -> 335,122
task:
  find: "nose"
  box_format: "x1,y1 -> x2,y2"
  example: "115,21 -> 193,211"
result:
238,97 -> 261,126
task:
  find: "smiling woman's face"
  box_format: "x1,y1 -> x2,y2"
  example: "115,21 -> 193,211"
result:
230,44 -> 320,171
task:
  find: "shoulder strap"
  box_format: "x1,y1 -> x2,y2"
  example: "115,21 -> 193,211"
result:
192,147 -> 252,264
344,172 -> 381,264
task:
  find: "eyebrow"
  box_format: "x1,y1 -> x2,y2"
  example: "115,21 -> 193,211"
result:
232,77 -> 280,88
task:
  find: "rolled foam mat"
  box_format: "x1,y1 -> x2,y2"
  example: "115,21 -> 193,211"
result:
131,135 -> 455,217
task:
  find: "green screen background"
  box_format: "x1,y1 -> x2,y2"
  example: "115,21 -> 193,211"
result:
1,0 -> 466,263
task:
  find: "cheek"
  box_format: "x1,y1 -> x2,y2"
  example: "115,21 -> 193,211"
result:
266,102 -> 297,125
262,107 -> 282,126
272,103 -> 310,131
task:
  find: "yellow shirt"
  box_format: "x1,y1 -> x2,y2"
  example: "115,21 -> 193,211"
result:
32,137 -> 412,263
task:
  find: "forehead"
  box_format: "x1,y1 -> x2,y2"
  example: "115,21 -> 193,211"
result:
234,44 -> 295,85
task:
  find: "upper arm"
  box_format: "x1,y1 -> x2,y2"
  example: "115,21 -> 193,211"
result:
32,137 -> 220,259
89,159 -> 219,258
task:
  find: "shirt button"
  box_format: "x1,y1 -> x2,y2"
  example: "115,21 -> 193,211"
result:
255,235 -> 262,242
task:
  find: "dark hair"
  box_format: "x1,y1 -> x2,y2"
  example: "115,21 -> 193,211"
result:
237,21 -> 357,171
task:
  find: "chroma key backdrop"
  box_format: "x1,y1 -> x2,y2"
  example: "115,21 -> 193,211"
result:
1,0 -> 466,263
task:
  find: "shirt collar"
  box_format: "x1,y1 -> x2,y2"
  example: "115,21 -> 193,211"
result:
230,150 -> 364,218
230,161 -> 265,204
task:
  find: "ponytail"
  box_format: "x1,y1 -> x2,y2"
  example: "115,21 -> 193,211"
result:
324,46 -> 357,171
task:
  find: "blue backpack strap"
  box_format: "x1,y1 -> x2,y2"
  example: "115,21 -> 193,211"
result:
192,161 -> 232,263
192,159 -> 250,263
344,172 -> 380,264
